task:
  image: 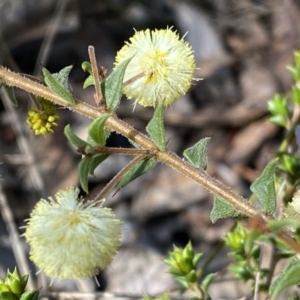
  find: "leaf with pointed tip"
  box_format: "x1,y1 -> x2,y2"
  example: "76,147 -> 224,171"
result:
79,154 -> 108,193
83,75 -> 94,89
201,273 -> 216,294
88,114 -> 110,146
101,57 -> 132,111
3,85 -> 18,107
64,124 -> 88,148
210,196 -> 240,223
250,158 -> 277,214
146,104 -> 166,150
42,66 -> 75,104
51,65 -> 73,90
270,257 -> 300,299
183,137 -> 211,169
118,158 -> 156,188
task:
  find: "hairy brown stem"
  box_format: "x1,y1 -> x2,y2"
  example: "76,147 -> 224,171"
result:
2,66 -> 300,253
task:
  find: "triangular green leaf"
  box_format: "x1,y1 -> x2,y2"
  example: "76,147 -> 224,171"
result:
3,85 -> 18,107
210,196 -> 240,223
146,104 -> 166,150
250,158 -> 277,214
42,66 -> 75,104
101,57 -> 132,111
183,137 -> 211,169
79,154 -> 108,193
270,257 -> 300,299
88,114 -> 110,146
118,158 -> 157,188
51,65 -> 73,90
64,124 -> 88,148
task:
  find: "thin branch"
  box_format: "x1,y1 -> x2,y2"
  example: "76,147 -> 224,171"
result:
95,154 -> 147,200
88,46 -> 104,109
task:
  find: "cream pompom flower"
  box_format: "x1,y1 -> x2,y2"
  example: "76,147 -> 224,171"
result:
114,28 -> 198,107
23,187 -> 122,279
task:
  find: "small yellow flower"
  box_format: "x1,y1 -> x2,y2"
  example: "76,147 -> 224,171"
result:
23,187 -> 122,279
26,98 -> 59,135
114,28 -> 198,107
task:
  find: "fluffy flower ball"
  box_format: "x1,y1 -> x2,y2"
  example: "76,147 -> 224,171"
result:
23,187 -> 122,279
114,28 -> 197,107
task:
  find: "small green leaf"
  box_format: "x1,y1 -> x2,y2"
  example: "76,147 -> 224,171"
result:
292,86 -> 300,105
201,273 -> 216,294
268,115 -> 287,127
51,65 -> 73,90
101,57 -> 132,111
185,270 -> 197,283
183,137 -> 211,169
244,230 -> 262,254
270,257 -> 300,299
294,51 -> 300,70
146,104 -> 166,150
88,114 -> 110,146
118,158 -> 157,188
81,61 -> 92,75
79,154 -> 108,193
268,94 -> 289,117
210,196 -> 240,223
83,75 -> 94,89
250,158 -> 277,214
267,219 -> 300,233
174,276 -> 189,289
42,67 -> 75,104
286,65 -> 300,81
3,85 -> 18,107
64,125 -> 88,148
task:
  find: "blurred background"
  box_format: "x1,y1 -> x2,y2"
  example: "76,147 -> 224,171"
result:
1,0 -> 300,298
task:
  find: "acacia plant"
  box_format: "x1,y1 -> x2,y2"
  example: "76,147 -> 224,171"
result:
1,28 -> 300,299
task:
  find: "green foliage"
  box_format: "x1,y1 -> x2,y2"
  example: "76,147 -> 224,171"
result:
64,124 -> 89,148
143,293 -> 170,300
270,257 -> 300,299
164,242 -> 215,300
146,104 -> 166,150
42,66 -> 75,104
210,196 -> 240,223
250,158 -> 277,214
183,137 -> 210,169
292,86 -> 300,105
268,94 -> 289,127
3,85 -> 18,107
225,224 -> 265,286
79,154 -> 108,193
0,269 -> 38,300
101,57 -> 132,111
81,61 -> 94,88
88,114 -> 110,146
117,158 -> 157,188
279,153 -> 300,179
